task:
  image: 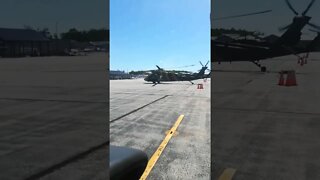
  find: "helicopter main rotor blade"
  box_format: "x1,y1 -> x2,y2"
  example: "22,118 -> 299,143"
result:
212,10 -> 272,21
199,61 -> 204,67
167,64 -> 195,69
309,28 -> 320,33
302,0 -> 316,16
308,22 -> 320,31
285,0 -> 299,15
205,61 -> 209,67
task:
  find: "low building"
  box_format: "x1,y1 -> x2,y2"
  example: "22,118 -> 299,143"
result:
110,70 -> 132,80
89,41 -> 109,52
0,28 -> 50,57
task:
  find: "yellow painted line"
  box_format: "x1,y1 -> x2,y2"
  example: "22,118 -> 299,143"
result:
140,115 -> 185,180
218,168 -> 237,180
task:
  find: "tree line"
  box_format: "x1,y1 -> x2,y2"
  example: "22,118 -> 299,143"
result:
23,25 -> 109,42
60,28 -> 109,42
212,28 -> 264,38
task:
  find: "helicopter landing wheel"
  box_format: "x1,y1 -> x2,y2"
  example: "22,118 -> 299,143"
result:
261,66 -> 266,72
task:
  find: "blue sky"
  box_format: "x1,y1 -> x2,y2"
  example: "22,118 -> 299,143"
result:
110,0 -> 210,72
212,0 -> 320,39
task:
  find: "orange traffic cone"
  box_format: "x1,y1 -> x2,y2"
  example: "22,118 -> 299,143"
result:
278,71 -> 285,86
285,71 -> 297,86
197,84 -> 203,89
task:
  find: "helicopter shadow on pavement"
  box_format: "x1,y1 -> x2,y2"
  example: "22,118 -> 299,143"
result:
144,82 -> 195,87
213,69 -> 270,74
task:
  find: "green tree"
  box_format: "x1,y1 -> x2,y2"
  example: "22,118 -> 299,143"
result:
61,28 -> 108,42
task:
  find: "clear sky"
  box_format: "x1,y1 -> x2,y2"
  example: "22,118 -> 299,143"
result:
0,0 -> 108,33
110,0 -> 210,72
212,0 -> 320,39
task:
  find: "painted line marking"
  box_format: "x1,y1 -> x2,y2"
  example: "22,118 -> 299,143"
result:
218,168 -> 237,180
140,114 -> 185,180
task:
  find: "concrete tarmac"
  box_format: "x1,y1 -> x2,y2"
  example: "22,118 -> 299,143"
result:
212,53 -> 320,180
0,53 -> 108,180
110,78 -> 211,179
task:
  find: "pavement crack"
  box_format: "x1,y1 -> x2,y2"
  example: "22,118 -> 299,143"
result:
110,95 -> 169,123
245,79 -> 253,84
0,97 -> 107,104
25,141 -> 108,180
213,107 -> 320,116
112,92 -> 165,96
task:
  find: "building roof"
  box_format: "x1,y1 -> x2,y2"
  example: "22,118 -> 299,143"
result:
89,41 -> 108,46
0,28 -> 49,41
110,70 -> 127,75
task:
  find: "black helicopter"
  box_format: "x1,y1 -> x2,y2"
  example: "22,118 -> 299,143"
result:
211,0 -> 320,72
144,61 -> 210,84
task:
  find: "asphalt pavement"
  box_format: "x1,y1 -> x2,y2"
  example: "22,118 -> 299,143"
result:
0,53 -> 108,180
212,53 -> 320,180
110,78 -> 211,180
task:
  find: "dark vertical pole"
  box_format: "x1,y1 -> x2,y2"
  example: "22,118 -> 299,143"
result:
22,42 -> 24,56
47,41 -> 50,56
39,41 -> 41,56
31,41 -> 34,56
13,42 -> 15,57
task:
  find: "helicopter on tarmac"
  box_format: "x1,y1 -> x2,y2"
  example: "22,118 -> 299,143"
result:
144,61 -> 210,84
211,0 -> 320,72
